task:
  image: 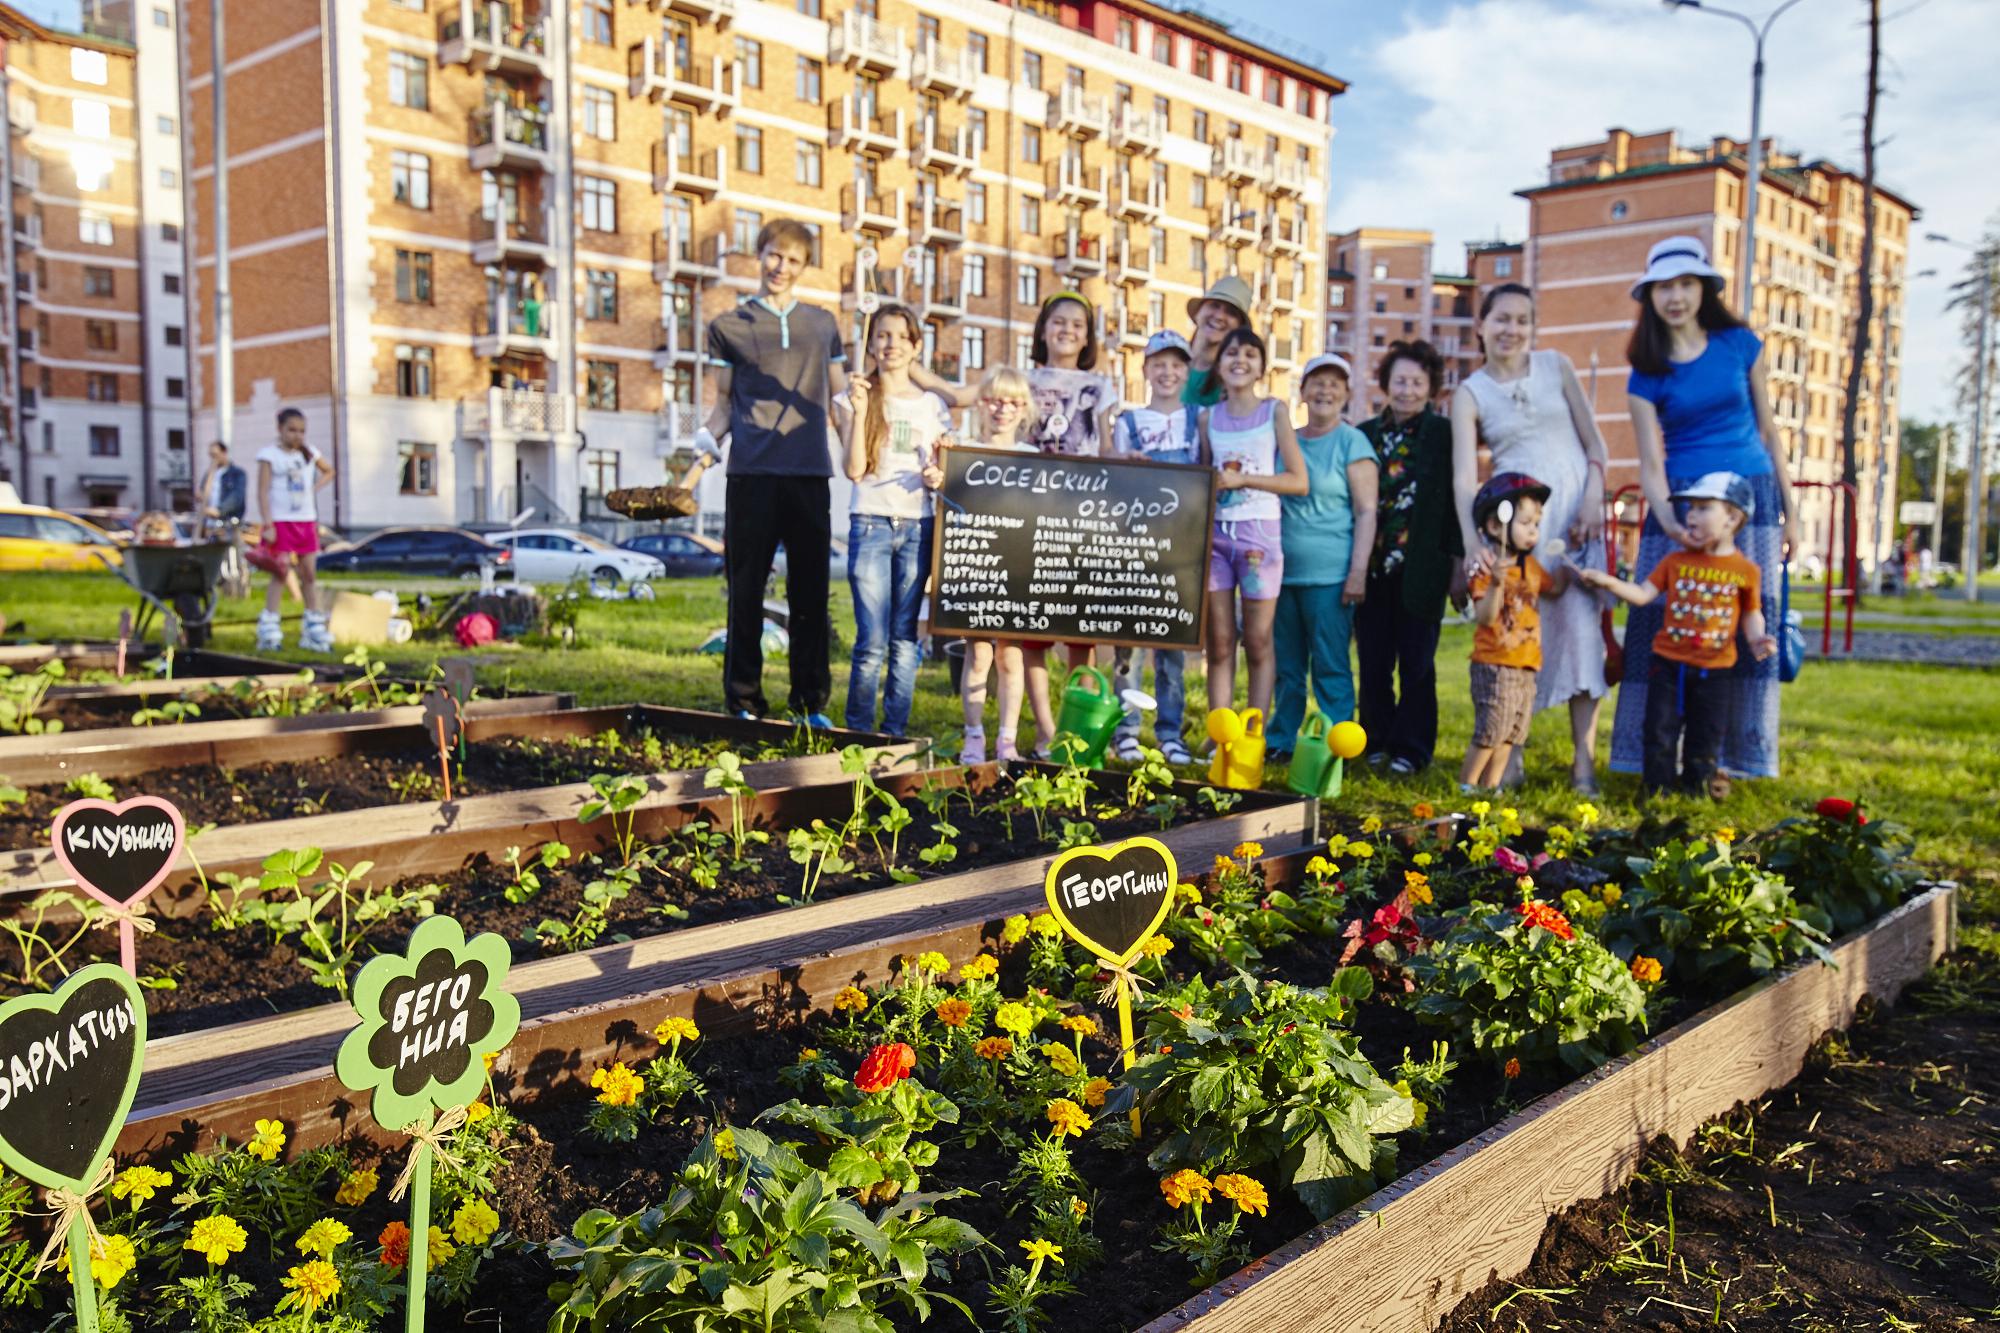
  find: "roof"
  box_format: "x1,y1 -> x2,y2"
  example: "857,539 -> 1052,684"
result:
1519,149 -> 1919,216
1108,0 -> 1349,94
0,2 -> 133,53
1433,274 -> 1474,288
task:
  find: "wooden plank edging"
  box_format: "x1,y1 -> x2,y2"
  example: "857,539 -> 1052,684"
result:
1137,883 -> 1959,1333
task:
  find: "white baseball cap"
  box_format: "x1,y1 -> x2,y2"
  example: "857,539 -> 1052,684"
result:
1631,235 -> 1726,301
1298,353 -> 1353,385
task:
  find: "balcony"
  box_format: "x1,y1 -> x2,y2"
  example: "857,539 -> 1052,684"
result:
1108,103 -> 1165,155
1054,226 -> 1105,280
1269,338 -> 1298,371
1210,207 -> 1257,248
643,0 -> 736,27
7,95 -> 34,134
910,115 -> 976,173
1045,157 -> 1105,208
1213,139 -> 1266,187
629,41 -> 738,113
910,192 -> 964,246
651,139 -> 726,196
470,99 -> 552,172
1111,168 -> 1162,222
1115,231 -> 1153,285
653,318 -> 703,370
19,386 -> 35,417
11,213 -> 40,249
913,273 -> 966,321
1266,213 -> 1306,257
437,1 -> 551,77
473,302 -> 559,359
910,35 -> 976,98
842,183 -> 903,238
1113,306 -> 1148,350
653,227 -> 725,282
1268,274 -> 1300,313
470,207 -> 553,267
828,12 -> 903,74
460,387 -> 573,441
9,153 -> 35,191
827,98 -> 902,157
1268,154 -> 1311,197
1047,84 -> 1109,138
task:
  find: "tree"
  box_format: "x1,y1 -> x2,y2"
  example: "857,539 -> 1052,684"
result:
1837,0 -> 1878,501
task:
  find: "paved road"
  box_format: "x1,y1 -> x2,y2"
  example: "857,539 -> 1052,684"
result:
1809,631 -> 2000,667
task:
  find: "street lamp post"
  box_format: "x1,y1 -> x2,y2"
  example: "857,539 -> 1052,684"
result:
1929,231 -> 1995,602
1661,0 -> 1811,318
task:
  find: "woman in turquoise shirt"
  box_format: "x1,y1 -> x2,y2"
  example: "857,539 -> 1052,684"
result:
1269,353 -> 1379,758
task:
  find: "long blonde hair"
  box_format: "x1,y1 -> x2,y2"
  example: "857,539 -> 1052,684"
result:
861,303 -> 922,478
973,366 -> 1035,444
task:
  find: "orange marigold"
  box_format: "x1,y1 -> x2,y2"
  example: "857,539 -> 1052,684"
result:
935,998 -> 973,1028
1630,955 -> 1664,985
975,1036 -> 1013,1061
1503,1057 -> 1522,1080
1514,899 -> 1576,942
1160,1169 -> 1212,1210
1412,801 -> 1436,820
378,1221 -> 410,1270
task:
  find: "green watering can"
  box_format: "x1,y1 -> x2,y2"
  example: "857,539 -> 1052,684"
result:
1055,666 -> 1124,767
1287,711 -> 1369,799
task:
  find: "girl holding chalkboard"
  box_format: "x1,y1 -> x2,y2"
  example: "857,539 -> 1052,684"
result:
952,367 -> 1043,764
834,304 -> 950,737
1198,328 -> 1311,721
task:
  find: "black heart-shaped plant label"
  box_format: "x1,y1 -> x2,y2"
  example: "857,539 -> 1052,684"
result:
1042,836 -> 1179,965
50,797 -> 184,913
421,687 -> 464,753
0,964 -> 146,1191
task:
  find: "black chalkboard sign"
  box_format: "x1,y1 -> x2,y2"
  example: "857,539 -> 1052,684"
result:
0,965 -> 146,1190
52,797 -> 184,907
930,447 -> 1215,650
1043,836 -> 1178,966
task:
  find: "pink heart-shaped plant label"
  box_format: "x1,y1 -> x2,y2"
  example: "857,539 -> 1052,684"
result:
50,796 -> 185,919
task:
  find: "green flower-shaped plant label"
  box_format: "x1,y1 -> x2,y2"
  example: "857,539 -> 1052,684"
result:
335,915 -> 518,1133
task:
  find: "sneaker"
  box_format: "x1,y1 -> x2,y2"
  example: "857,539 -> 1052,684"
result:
254,610 -> 283,652
1160,738 -> 1193,765
1365,751 -> 1388,768
1388,757 -> 1419,777
297,611 -> 334,654
961,734 -> 988,765
732,709 -> 759,721
1113,737 -> 1144,763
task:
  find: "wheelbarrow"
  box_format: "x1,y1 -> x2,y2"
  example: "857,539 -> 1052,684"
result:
100,543 -> 233,649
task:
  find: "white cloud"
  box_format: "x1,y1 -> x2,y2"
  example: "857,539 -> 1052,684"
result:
1328,0 -> 2000,422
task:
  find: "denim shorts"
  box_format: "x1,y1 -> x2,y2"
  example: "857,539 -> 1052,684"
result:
1207,519 -> 1284,600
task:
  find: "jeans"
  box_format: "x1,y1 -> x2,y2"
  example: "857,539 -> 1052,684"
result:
1270,583 -> 1357,751
845,513 -> 931,735
1111,647 -> 1187,746
724,474 -> 831,717
1353,570 -> 1442,768
1642,657 -> 1729,793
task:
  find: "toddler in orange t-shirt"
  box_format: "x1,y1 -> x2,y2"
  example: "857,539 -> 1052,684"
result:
1581,471 -> 1775,798
1460,473 -> 1576,792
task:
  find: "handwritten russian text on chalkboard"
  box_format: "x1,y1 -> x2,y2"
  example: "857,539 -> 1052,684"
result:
931,448 -> 1215,650
0,966 -> 146,1190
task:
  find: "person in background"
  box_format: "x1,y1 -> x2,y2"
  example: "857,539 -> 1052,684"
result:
1268,354 -> 1378,760
254,407 -> 335,653
1452,283 -> 1611,793
1355,340 -> 1463,775
197,441 -> 245,534
684,218 -> 848,726
834,303 -> 950,737
1611,236 -> 1798,792
1182,276 -> 1254,410
1461,473 -> 1576,791
1108,330 -> 1201,765
952,368 -> 1040,764
1198,327 -> 1310,721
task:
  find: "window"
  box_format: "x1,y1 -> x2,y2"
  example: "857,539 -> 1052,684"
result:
160,222 -> 179,242
388,52 -> 428,109
163,272 -> 181,295
796,0 -> 820,14
1330,286 -> 1345,308
919,15 -> 941,45
964,326 -> 985,370
732,208 -> 762,254
583,0 -> 612,43
156,114 -> 174,135
390,150 -> 430,208
735,37 -> 762,87
665,192 -> 693,251
1403,285 -> 1414,299
1227,59 -> 1246,93
582,86 -> 615,140
1016,265 -> 1039,305
1021,125 -> 1041,164
1150,291 -> 1166,327
1022,51 -> 1042,89
166,377 -> 185,399
79,210 -> 113,245
1264,72 -> 1283,105
1192,109 -> 1209,142
168,428 -> 185,452
1115,16 -> 1135,50
1153,31 -> 1173,64
794,140 -> 821,186
1495,256 -> 1513,277
795,56 -> 821,101
71,101 -> 109,143
394,249 -> 433,303
1193,47 -> 1211,79
968,107 -> 988,156
1015,333 -> 1034,366
968,32 -> 988,72
395,442 -> 437,495
584,448 -> 621,497
1402,320 -> 1413,334
1610,200 -> 1629,220
1373,298 -> 1386,313
1152,228 -> 1166,264
70,48 -> 108,85
87,374 -> 119,403
734,125 -> 762,173
89,425 -> 119,456
1019,195 -> 1040,235
1296,85 -> 1314,117
1371,261 -> 1388,280
967,181 -> 986,224
580,176 -> 617,231
159,167 -> 178,188
83,267 -> 114,297
164,325 -> 183,347
1189,237 -> 1204,270
1190,174 -> 1206,208
1066,64 -> 1084,91
585,360 -> 619,410
1154,94 -> 1170,126
153,6 -> 171,26
585,269 -> 618,320
965,254 -> 986,296
85,320 -> 118,351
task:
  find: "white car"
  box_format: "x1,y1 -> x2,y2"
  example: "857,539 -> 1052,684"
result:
489,528 -> 664,594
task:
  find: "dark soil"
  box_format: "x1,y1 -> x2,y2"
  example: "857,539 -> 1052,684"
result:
1437,954 -> 2000,1332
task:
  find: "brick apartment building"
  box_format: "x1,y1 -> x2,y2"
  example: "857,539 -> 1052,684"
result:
1324,225 -> 1494,415
172,0 -> 1340,533
0,0 -> 188,512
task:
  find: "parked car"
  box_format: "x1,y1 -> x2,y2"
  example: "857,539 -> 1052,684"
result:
618,531 -> 726,578
488,528 -> 665,590
316,526 -> 513,579
0,504 -> 123,572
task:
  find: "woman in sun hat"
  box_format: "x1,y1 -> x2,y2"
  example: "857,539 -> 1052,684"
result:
1609,235 -> 1799,792
1182,275 -> 1255,409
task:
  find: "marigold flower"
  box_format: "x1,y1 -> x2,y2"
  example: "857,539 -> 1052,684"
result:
1030,913 -> 1064,938
379,1220 -> 410,1269
914,950 -> 950,975
334,1168 -> 377,1208
1361,816 -> 1384,835
975,1036 -> 1014,1061
1517,874 -> 1537,894
832,985 -> 870,1013
77,1232 -> 135,1288
1515,899 -> 1576,942
428,1229 -> 455,1266
1503,1057 -> 1522,1080
994,1001 -> 1035,1035
654,1016 -> 701,1045
798,1048 -> 819,1063
184,1214 -> 248,1266
1179,882 -> 1203,904
1630,955 -> 1664,985
1212,854 -> 1235,876
1402,871 -> 1433,906
1600,884 -> 1622,906
1305,855 -> 1336,878
1714,827 -> 1736,844
1059,1014 -> 1099,1037
1348,841 -> 1375,860
1394,1079 -> 1429,1129
1414,851 -> 1434,868
714,1127 -> 738,1160
296,1217 -> 352,1258
1001,914 -> 1030,944
1232,840 -> 1265,861
1160,1169 -> 1212,1210
1045,1099 -> 1091,1138
451,1198 -> 500,1246
482,1050 -> 500,1072
464,1100 -> 492,1125
960,953 -> 1000,981
1082,1077 -> 1112,1108
1470,800 -> 1492,817
111,1165 -> 172,1204
1412,801 -> 1435,820
246,1118 -> 286,1162
1138,933 -> 1173,959
1020,1237 -> 1064,1266
591,1062 -> 644,1107
284,1259 -> 341,1314
1070,1196 -> 1089,1217
1213,1173 -> 1270,1217
854,1042 -> 917,1094
1327,834 -> 1350,856
1043,1043 -> 1081,1077
935,997 -> 973,1027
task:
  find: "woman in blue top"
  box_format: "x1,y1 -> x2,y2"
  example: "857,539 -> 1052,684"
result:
1269,354 -> 1377,758
1611,236 -> 1800,791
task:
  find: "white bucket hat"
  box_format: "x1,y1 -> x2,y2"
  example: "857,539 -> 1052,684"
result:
1630,235 -> 1726,301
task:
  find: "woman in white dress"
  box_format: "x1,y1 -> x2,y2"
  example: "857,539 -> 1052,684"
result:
1451,283 -> 1611,792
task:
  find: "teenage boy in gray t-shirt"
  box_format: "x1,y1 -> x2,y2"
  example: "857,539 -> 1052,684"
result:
685,219 -> 848,723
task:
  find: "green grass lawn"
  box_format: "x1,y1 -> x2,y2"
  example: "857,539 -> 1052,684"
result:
9,568 -> 1997,890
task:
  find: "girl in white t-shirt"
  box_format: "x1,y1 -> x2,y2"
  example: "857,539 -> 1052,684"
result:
254,407 -> 336,652
834,304 -> 949,736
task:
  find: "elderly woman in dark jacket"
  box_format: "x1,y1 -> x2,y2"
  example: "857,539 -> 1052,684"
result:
1355,340 -> 1463,774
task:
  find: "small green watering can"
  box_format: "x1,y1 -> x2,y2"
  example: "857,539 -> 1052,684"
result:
1287,711 -> 1370,799
1055,666 -> 1124,767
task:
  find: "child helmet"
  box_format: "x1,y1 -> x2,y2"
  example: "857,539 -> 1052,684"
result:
1472,471 -> 1551,530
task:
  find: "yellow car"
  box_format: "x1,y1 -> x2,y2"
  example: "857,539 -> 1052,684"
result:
0,504 -> 124,572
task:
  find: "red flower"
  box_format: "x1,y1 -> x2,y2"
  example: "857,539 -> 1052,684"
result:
854,1042 -> 916,1094
1494,846 -> 1531,875
1514,900 -> 1576,942
378,1221 -> 410,1270
1815,797 -> 1868,826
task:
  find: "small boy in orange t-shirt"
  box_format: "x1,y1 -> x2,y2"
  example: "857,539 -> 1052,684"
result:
1581,471 -> 1775,798
1460,472 -> 1575,792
